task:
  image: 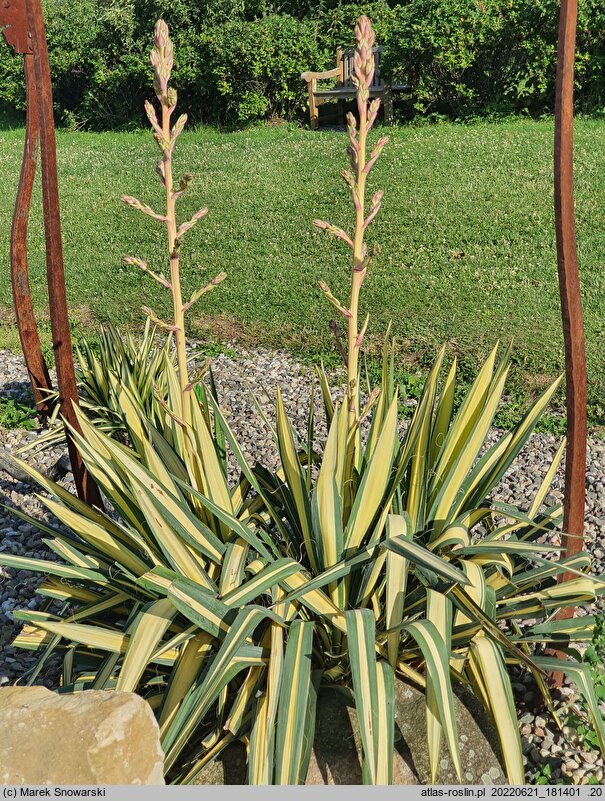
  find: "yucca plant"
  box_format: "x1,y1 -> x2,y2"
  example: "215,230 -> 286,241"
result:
73,321 -> 173,437
255,336 -> 605,784
26,320 -> 221,452
2,16 -> 603,788
19,321 -> 175,455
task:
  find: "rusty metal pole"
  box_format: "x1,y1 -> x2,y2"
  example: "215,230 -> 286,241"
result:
11,55 -> 54,415
2,1 -> 54,415
19,0 -> 103,508
546,0 -> 587,689
553,0 -> 587,583
1,0 -> 102,505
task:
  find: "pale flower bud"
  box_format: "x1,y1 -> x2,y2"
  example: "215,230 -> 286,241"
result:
154,20 -> 169,50
353,15 -> 376,94
150,19 -> 174,101
167,87 -> 178,110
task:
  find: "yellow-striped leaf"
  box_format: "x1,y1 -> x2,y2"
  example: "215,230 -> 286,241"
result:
469,636 -> 524,784
345,395 -> 399,550
345,609 -> 394,784
274,620 -> 315,784
403,619 -> 461,780
116,597 -> 177,692
385,514 -> 411,668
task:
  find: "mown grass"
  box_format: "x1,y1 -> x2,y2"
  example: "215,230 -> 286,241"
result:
0,116 -> 604,428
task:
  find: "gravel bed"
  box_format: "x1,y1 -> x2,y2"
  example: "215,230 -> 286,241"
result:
1,345 -> 604,784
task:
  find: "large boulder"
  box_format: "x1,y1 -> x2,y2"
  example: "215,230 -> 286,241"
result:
0,687 -> 165,784
196,679 -> 505,785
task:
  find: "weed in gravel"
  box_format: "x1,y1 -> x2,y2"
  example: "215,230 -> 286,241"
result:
0,397 -> 36,430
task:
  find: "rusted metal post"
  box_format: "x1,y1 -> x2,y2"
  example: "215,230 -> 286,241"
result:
2,1 -> 53,415
1,0 -> 102,507
23,0 -> 103,507
553,0 -> 587,579
546,0 -> 588,690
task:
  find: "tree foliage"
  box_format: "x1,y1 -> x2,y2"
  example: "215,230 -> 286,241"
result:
0,0 -> 603,127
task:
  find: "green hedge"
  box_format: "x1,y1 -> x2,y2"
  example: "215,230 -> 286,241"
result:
0,0 -> 603,128
195,15 -> 329,125
0,1 -> 334,127
383,0 -> 605,118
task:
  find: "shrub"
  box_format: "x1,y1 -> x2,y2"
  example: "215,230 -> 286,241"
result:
383,0 -> 605,118
382,0 -> 504,116
2,16 -> 604,787
1,0 -> 604,126
0,4 -> 329,127
314,1 -> 397,49
196,15 -> 329,124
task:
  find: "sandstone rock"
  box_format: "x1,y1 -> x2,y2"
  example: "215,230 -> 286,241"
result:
195,678 -> 505,785
0,687 -> 165,784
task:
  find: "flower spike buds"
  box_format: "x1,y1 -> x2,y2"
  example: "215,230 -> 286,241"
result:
150,20 -> 173,103
364,191 -> 384,230
313,219 -> 354,249
122,20 -> 226,427
353,15 -> 376,112
314,16 -> 387,434
367,98 -> 381,131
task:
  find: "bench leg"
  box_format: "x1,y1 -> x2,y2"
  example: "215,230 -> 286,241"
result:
337,99 -> 345,126
308,80 -> 319,130
383,87 -> 394,126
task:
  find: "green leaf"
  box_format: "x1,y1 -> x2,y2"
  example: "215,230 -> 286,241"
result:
403,619 -> 461,780
168,579 -> 235,639
116,597 -> 178,691
174,477 -> 278,562
274,620 -> 315,784
345,395 -> 399,550
385,514 -> 411,668
469,636 -> 524,784
384,534 -> 471,586
162,606 -> 282,770
222,558 -> 301,608
345,609 -> 395,784
0,553 -> 106,585
276,389 -> 317,571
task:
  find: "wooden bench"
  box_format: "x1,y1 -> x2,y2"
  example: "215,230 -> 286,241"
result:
301,46 -> 409,130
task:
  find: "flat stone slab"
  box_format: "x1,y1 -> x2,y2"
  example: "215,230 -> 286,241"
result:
0,687 -> 165,784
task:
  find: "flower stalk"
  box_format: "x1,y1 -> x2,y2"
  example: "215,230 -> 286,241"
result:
314,16 -> 387,434
122,20 -> 225,427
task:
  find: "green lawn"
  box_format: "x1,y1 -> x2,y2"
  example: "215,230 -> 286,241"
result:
1,117 -> 605,426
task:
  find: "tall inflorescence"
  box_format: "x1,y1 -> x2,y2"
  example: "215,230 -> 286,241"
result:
314,16 -> 387,435
122,20 -> 226,427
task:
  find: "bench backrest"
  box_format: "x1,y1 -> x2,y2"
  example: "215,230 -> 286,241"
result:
339,46 -> 384,90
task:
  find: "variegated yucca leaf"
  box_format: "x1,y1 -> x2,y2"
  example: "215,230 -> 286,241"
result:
468,636 -> 524,784
20,320 -> 174,453
346,609 -> 395,784
403,619 -> 461,781
274,620 -> 315,784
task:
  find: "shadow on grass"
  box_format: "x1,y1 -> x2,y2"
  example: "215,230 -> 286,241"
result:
0,107 -> 25,130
